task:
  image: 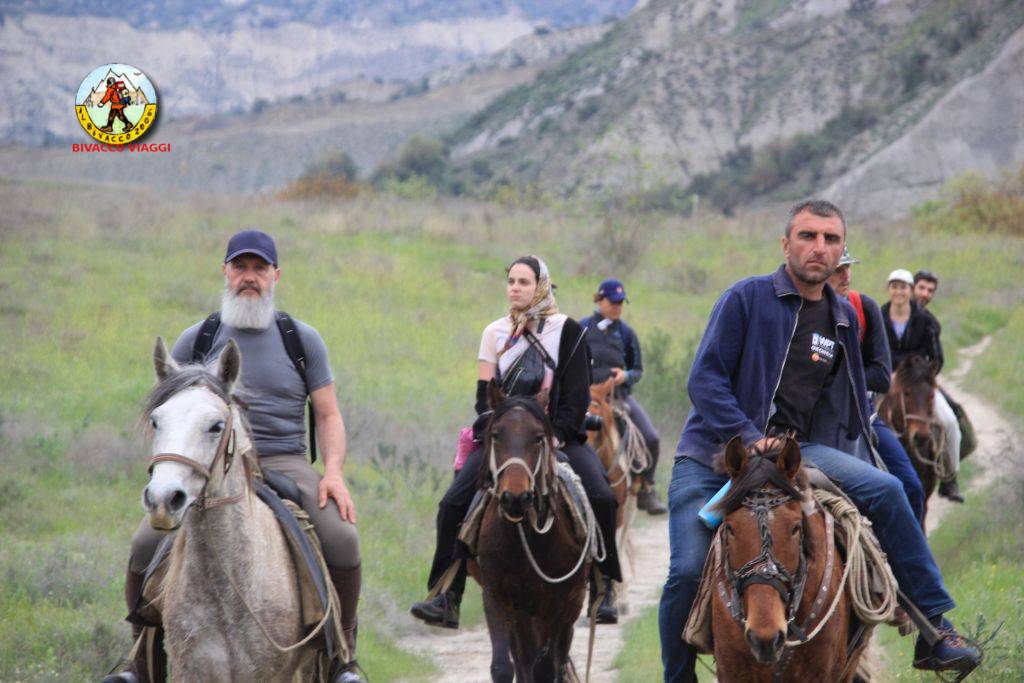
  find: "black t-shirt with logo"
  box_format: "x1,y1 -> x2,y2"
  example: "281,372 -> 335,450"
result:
769,297 -> 838,440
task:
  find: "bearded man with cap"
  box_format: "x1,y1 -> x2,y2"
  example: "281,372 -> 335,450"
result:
580,279 -> 667,515
828,248 -> 926,522
104,230 -> 365,683
882,268 -> 964,502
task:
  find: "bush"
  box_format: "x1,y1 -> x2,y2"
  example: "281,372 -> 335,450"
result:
372,136 -> 449,190
914,165 -> 1024,235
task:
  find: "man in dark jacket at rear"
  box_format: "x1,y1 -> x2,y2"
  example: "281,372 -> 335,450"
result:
658,200 -> 980,682
580,279 -> 667,515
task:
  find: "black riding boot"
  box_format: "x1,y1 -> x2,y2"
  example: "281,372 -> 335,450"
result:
588,568 -> 619,624
102,568 -> 166,683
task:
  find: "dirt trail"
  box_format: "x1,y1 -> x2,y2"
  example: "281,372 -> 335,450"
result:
922,335 -> 1011,533
397,514 -> 669,682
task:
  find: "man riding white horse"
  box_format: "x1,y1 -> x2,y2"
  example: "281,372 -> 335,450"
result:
104,230 -> 364,683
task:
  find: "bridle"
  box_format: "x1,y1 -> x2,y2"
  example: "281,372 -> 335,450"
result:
487,416 -> 555,531
882,386 -> 947,467
147,396 -> 247,511
720,488 -> 809,642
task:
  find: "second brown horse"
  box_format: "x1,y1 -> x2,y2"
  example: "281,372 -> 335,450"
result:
469,383 -> 591,682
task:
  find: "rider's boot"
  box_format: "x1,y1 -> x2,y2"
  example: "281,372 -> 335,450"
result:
100,623 -> 166,683
102,568 -> 166,683
913,616 -> 981,677
636,484 -> 668,515
329,564 -> 364,682
588,571 -> 619,624
938,477 -> 965,503
410,588 -> 462,629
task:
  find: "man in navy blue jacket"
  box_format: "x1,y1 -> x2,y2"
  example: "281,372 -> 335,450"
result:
658,200 -> 980,682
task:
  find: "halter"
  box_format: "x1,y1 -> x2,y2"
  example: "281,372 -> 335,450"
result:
720,487 -> 810,642
147,398 -> 246,510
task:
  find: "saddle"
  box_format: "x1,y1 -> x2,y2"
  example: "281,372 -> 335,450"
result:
132,473 -> 345,663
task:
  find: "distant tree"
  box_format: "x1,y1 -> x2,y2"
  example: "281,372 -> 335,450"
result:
302,150 -> 359,182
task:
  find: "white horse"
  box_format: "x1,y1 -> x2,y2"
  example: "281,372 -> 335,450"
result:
141,338 -> 323,681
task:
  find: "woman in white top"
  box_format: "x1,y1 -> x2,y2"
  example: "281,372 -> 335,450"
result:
410,256 -> 622,629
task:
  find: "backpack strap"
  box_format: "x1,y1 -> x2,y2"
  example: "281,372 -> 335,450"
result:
274,312 -> 318,463
191,311 -> 319,462
192,312 -> 222,363
848,290 -> 867,344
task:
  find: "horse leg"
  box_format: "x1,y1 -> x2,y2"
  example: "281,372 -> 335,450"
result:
481,590 -> 514,683
510,616 -> 537,683
530,616 -> 558,682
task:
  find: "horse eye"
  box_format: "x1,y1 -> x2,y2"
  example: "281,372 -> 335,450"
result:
150,417 -> 158,430
792,525 -> 801,536
724,524 -> 734,535
209,421 -> 225,434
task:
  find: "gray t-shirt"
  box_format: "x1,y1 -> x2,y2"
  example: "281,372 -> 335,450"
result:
171,316 -> 334,456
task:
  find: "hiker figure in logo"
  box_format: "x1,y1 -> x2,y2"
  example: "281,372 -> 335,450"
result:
98,77 -> 134,134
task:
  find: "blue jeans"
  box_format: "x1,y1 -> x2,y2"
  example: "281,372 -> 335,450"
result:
659,446 -> 955,683
873,419 -> 926,524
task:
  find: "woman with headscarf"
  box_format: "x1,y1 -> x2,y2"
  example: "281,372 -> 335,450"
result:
410,255 -> 622,628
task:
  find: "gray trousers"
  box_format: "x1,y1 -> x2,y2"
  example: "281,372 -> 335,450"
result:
623,394 -> 660,485
130,454 -> 361,574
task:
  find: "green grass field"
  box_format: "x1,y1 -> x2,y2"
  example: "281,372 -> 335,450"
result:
1,176 -> 1022,680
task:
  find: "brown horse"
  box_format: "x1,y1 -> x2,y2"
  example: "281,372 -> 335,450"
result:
711,436 -> 869,682
877,355 -> 947,526
468,382 -> 590,683
587,377 -> 633,527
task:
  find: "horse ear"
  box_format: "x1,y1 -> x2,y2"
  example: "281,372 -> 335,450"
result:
535,387 -> 550,411
927,358 -> 939,378
487,378 -> 506,410
723,434 -> 747,478
153,337 -> 179,381
216,339 -> 242,392
777,437 -> 802,479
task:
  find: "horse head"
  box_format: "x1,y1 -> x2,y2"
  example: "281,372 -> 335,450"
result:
716,435 -> 810,665
483,379 -> 554,523
885,355 -> 939,453
142,337 -> 245,530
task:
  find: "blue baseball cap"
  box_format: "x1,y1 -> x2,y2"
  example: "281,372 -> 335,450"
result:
596,278 -> 628,303
224,230 -> 277,266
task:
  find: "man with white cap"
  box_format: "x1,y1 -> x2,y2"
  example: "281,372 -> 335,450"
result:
828,248 -> 925,522
881,269 -> 963,502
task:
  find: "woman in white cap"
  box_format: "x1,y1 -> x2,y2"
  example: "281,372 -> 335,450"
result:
409,255 -> 622,630
881,268 -> 964,502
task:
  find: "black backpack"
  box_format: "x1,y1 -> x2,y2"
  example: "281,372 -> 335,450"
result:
191,311 -> 319,462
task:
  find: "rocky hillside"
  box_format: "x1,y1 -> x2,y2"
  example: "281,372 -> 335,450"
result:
446,0 -> 1024,215
0,1 -> 636,145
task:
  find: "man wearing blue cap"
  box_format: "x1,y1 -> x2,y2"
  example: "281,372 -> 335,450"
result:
106,231 -> 364,683
580,279 -> 668,516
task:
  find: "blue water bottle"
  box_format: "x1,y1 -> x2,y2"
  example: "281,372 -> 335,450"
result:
697,480 -> 732,529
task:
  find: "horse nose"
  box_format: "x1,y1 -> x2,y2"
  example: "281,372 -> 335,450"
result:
163,488 -> 188,513
745,628 -> 786,664
499,491 -> 534,517
143,486 -> 155,511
